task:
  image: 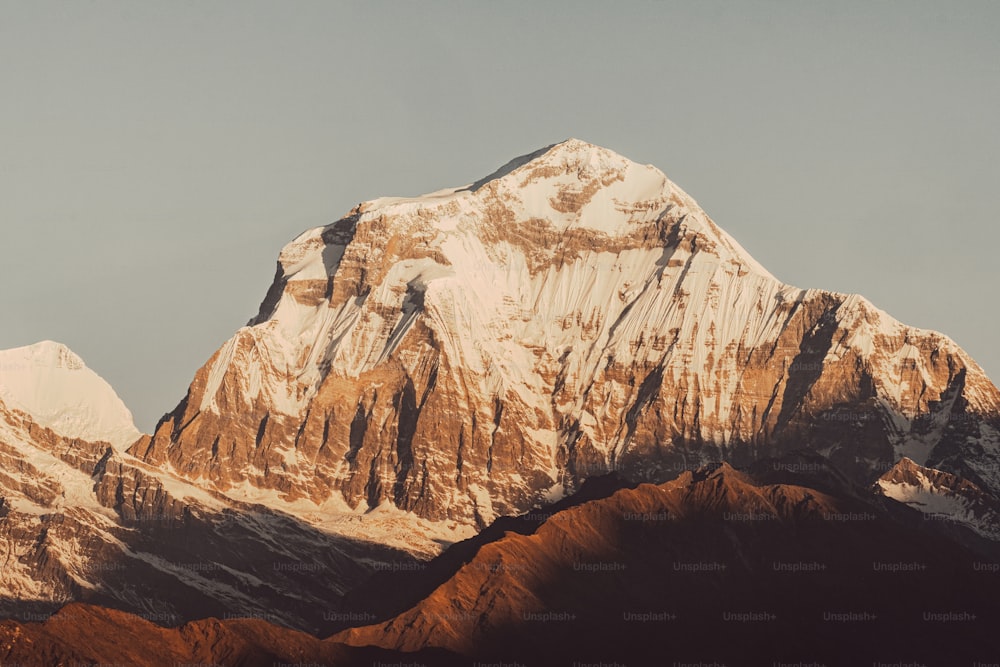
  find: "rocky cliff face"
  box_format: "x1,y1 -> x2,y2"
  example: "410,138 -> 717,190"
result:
0,342 -> 450,632
131,139 -> 1000,527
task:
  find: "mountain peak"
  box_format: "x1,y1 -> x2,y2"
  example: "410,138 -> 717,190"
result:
14,339 -> 85,369
0,341 -> 141,448
461,138 -> 632,193
535,137 -> 638,169
143,141 -> 1000,527
341,140 -> 770,282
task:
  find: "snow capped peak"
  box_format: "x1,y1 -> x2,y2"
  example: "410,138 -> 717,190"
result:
231,141 -> 783,407
148,140 -> 1000,528
530,137 -> 638,172
323,140 -> 772,285
467,139 -> 775,277
456,138 -> 632,195
0,340 -> 141,449
12,339 -> 85,369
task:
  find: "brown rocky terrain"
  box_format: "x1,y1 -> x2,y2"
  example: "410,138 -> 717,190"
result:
335,461 -> 1000,665
1,461 -> 995,666
0,603 -> 465,667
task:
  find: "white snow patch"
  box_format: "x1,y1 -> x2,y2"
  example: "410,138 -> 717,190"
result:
468,483 -> 496,525
0,341 -> 141,449
878,469 -> 1000,541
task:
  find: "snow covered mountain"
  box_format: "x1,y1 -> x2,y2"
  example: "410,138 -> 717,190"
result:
876,456 -> 1000,541
0,341 -> 139,450
129,139 -> 1000,528
2,139 -> 1000,644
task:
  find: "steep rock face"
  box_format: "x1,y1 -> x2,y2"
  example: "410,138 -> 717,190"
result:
0,343 -> 447,632
0,399 -> 353,631
135,139 -> 1000,525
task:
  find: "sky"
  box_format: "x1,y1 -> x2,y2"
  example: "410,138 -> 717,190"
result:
1,1 -> 998,433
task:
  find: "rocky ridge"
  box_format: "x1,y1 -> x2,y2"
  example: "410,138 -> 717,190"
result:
334,461 -> 1000,663
1,463 -> 995,665
131,139 -> 1000,528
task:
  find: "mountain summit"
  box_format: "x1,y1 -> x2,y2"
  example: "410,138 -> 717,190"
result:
130,139 -> 1000,526
2,141 -> 1000,649
0,341 -> 139,449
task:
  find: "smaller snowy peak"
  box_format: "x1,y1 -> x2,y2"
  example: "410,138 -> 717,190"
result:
876,458 -> 1000,540
0,341 -> 141,449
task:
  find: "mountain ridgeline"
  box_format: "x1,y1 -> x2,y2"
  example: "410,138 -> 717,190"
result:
128,139 -> 1000,526
1,140 -> 999,661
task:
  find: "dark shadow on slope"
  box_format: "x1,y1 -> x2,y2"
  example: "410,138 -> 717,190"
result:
745,448 -> 868,499
773,307 -> 842,435
752,450 -> 1000,558
7,453 -> 999,666
332,472 -> 637,632
414,466 -> 1000,666
0,495 -> 430,636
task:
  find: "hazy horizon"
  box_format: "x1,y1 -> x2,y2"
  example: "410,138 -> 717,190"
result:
2,1 -> 999,432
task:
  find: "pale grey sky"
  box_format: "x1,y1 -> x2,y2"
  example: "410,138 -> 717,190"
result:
1,1 -> 998,432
